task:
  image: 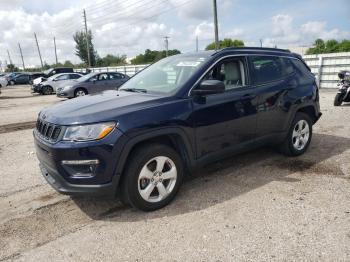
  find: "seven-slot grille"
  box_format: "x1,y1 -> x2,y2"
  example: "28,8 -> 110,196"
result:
36,118 -> 61,141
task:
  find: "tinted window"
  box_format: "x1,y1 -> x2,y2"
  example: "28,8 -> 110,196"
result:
70,74 -> 81,79
203,58 -> 246,90
97,73 -> 109,81
109,73 -> 123,80
55,74 -> 70,80
281,58 -> 294,75
291,59 -> 314,85
250,56 -> 284,84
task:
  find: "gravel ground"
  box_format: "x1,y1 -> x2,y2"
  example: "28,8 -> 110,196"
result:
0,86 -> 349,261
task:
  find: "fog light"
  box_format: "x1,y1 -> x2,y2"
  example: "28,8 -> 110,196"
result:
61,159 -> 99,178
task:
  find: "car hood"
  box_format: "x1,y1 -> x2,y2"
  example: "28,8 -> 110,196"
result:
40,90 -> 168,125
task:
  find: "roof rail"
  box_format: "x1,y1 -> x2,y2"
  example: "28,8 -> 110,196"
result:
219,47 -> 291,53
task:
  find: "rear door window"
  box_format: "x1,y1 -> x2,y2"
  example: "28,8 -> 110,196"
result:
249,56 -> 284,84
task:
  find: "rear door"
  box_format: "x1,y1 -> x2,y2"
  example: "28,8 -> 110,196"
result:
248,55 -> 296,138
108,72 -> 127,89
191,57 -> 258,160
96,73 -> 110,93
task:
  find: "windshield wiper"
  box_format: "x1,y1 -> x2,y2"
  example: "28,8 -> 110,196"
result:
120,88 -> 147,93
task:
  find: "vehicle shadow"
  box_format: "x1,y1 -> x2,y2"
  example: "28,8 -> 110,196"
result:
72,132 -> 350,221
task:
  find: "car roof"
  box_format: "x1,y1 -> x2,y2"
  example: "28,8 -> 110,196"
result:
214,47 -> 300,59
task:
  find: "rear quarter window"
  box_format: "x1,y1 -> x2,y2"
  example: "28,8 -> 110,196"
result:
291,59 -> 315,85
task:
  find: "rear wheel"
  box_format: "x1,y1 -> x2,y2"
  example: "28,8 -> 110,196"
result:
120,144 -> 184,211
74,88 -> 87,97
42,85 -> 53,95
9,80 -> 14,86
334,93 -> 344,106
280,112 -> 312,156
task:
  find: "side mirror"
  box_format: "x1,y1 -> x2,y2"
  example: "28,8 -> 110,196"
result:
191,80 -> 225,96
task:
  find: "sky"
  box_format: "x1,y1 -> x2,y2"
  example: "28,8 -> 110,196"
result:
0,0 -> 349,68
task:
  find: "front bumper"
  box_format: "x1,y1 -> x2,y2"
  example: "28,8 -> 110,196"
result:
34,127 -> 127,196
39,162 -> 119,195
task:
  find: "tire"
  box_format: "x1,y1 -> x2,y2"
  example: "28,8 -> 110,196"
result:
279,112 -> 313,156
74,88 -> 87,97
120,144 -> 184,211
42,86 -> 53,95
334,93 -> 344,106
9,81 -> 14,86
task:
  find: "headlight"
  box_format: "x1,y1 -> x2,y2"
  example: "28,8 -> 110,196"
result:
63,122 -> 116,141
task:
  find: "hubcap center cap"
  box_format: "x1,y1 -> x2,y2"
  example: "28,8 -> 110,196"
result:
152,171 -> 163,184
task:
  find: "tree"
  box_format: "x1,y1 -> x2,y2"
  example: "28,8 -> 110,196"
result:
305,39 -> 350,54
205,38 -> 245,50
96,54 -> 127,67
5,64 -> 19,72
73,30 -> 98,66
131,49 -> 181,65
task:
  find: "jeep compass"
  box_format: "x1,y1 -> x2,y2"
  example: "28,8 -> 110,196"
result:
34,47 -> 321,211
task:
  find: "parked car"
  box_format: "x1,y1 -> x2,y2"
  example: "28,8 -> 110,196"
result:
29,72 -> 47,85
34,47 -> 321,211
56,71 -> 129,98
6,72 -> 21,85
0,76 -> 7,94
32,73 -> 83,95
9,73 -> 32,85
32,67 -> 74,86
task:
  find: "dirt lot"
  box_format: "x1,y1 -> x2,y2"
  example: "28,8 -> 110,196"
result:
0,85 -> 349,261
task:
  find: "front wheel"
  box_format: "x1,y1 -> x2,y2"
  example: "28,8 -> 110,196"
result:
120,144 -> 184,211
42,86 -> 53,95
74,88 -> 87,97
280,112 -> 313,156
334,93 -> 344,106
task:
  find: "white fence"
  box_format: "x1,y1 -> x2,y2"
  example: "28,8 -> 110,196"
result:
303,52 -> 350,88
74,64 -> 149,76
74,52 -> 350,89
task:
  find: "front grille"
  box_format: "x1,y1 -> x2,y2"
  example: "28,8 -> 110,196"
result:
36,118 -> 61,142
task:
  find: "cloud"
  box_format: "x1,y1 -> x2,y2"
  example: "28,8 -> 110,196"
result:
262,14 -> 350,47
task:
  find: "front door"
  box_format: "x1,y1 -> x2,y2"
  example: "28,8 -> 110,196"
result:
190,57 -> 258,160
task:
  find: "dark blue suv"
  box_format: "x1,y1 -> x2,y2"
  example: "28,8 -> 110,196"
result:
34,48 -> 321,211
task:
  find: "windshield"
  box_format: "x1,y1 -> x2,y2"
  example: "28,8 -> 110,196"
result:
120,54 -> 210,94
43,68 -> 53,75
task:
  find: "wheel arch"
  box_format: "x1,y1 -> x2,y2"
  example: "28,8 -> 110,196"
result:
115,128 -> 196,180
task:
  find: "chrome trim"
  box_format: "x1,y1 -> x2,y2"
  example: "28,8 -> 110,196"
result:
187,53 -> 300,97
61,159 -> 100,165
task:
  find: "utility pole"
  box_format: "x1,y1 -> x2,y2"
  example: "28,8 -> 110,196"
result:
18,43 -> 25,70
196,36 -> 199,52
54,37 -> 58,65
83,9 -> 91,68
260,39 -> 263,47
7,50 -> 12,65
34,32 -> 44,69
213,0 -> 219,50
164,36 -> 170,57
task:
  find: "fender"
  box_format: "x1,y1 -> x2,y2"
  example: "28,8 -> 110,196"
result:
113,127 -> 196,177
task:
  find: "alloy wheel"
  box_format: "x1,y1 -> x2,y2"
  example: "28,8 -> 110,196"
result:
292,119 -> 310,151
137,156 -> 177,203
